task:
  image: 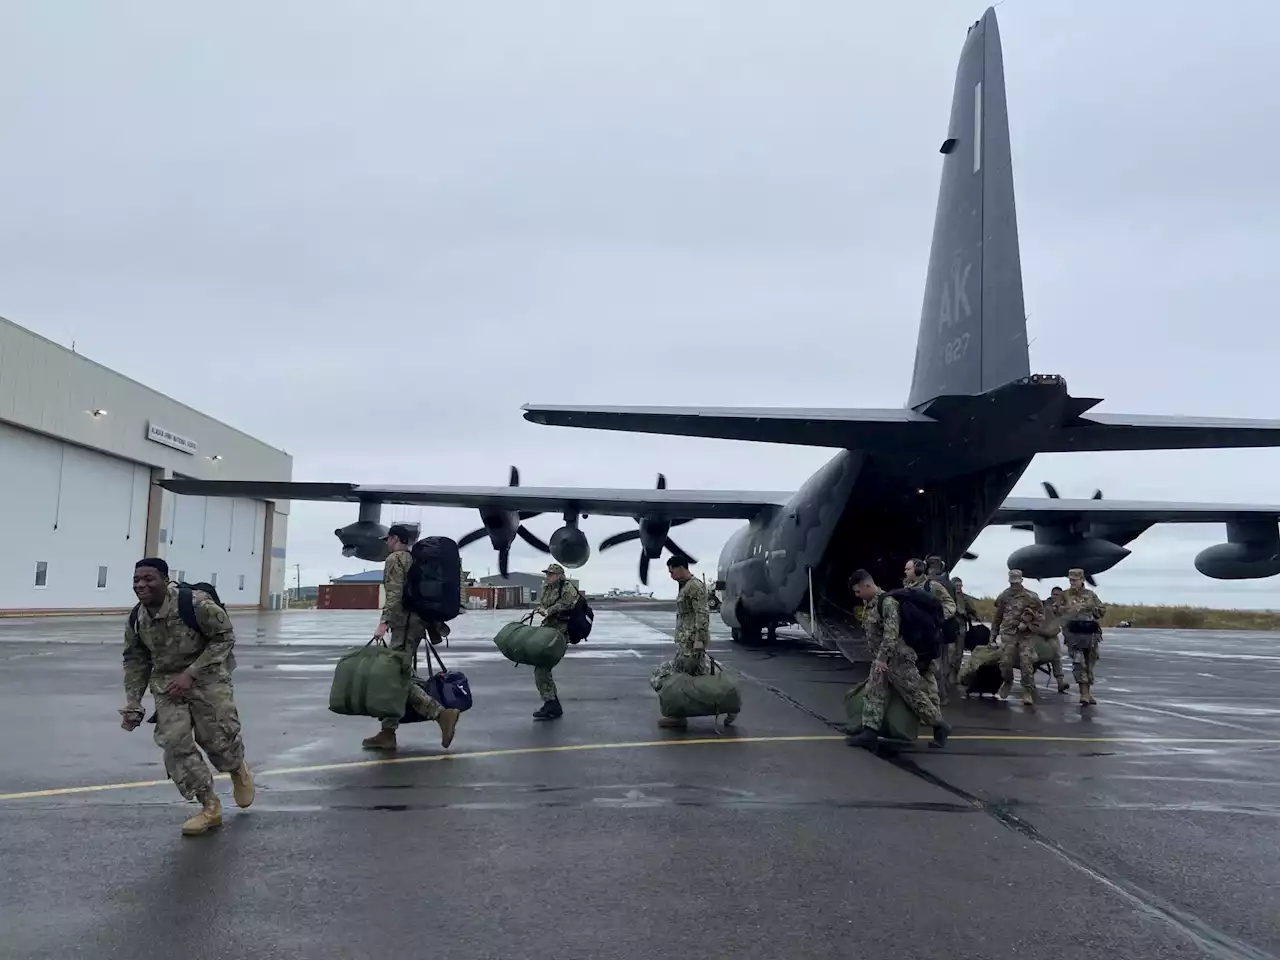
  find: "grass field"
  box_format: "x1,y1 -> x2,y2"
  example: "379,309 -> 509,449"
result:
967,597 -> 1280,631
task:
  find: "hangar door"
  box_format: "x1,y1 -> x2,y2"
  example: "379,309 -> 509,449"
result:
162,490 -> 266,605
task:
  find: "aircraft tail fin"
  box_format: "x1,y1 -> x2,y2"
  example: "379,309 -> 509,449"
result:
907,8 -> 1029,411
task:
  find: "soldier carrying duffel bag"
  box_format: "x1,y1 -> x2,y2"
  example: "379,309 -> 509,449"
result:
348,525 -> 463,752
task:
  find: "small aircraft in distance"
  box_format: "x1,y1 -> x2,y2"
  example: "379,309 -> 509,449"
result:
162,8 -> 1280,647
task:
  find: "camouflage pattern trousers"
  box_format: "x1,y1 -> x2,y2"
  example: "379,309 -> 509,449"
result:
999,634 -> 1037,697
649,648 -> 709,692
153,677 -> 245,801
534,627 -> 571,701
1069,643 -> 1099,684
862,647 -> 942,729
382,617 -> 441,730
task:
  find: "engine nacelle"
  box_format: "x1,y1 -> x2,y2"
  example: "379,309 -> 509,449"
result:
335,520 -> 391,563
549,525 -> 590,568
1194,521 -> 1280,579
1007,539 -> 1130,579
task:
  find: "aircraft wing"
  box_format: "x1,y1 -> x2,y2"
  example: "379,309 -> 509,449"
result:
991,497 -> 1280,525
156,479 -> 790,520
1044,414 -> 1280,452
521,404 -> 937,446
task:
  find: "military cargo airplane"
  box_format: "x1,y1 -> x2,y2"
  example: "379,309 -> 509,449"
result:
160,8 -> 1280,646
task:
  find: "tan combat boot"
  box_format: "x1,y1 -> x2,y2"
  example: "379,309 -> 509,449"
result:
229,760 -> 255,808
437,708 -> 460,749
182,793 -> 223,837
1078,682 -> 1091,706
1021,691 -> 1035,708
362,728 -> 397,751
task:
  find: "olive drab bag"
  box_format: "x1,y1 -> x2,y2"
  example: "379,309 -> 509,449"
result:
328,636 -> 413,719
493,615 -> 567,669
843,679 -> 919,744
657,657 -> 742,720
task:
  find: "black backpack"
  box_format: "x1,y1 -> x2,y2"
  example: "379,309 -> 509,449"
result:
567,594 -> 594,644
129,581 -> 225,636
879,587 -> 944,661
927,574 -> 957,603
403,537 -> 462,622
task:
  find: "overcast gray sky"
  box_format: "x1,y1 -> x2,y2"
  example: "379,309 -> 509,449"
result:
3,1 -> 1279,606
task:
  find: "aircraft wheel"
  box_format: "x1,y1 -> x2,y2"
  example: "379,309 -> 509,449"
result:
730,624 -> 765,647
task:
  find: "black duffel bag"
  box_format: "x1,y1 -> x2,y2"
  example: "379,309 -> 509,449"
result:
403,636 -> 473,722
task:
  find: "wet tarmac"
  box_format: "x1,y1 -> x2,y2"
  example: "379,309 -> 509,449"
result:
2,608 -> 1279,959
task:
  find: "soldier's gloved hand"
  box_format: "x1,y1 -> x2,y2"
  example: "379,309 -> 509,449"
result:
119,706 -> 145,732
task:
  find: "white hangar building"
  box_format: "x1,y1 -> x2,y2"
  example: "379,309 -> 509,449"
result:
1,316 -> 292,615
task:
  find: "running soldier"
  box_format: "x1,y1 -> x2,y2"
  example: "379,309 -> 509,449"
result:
363,524 -> 461,751
120,558 -> 253,836
532,563 -> 578,720
1060,568 -> 1106,706
990,568 -> 1044,707
847,569 -> 950,750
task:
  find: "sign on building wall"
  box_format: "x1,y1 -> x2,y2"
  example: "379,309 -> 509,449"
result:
145,421 -> 198,455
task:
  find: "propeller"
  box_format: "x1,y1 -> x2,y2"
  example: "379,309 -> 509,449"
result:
456,466 -> 550,577
1010,480 -> 1102,586
598,473 -> 695,585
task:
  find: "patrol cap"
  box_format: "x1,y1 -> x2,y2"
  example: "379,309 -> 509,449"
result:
383,524 -> 416,543
1008,568 -> 1024,583
1067,567 -> 1085,578
543,563 -> 565,575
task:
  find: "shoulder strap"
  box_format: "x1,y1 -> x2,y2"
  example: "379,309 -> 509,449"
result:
128,603 -> 140,633
177,586 -> 202,635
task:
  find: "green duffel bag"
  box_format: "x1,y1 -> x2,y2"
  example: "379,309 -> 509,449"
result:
329,638 -> 412,719
1033,636 -> 1061,665
657,659 -> 742,719
493,620 -> 567,669
844,679 -> 919,744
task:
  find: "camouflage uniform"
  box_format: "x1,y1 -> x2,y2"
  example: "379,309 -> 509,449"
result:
951,589 -> 981,685
536,578 -> 580,701
861,591 -> 943,730
1042,593 -> 1070,689
380,549 -> 441,731
1060,583 -> 1106,686
123,585 -> 245,801
905,574 -> 956,708
650,576 -> 711,691
990,580 -> 1044,701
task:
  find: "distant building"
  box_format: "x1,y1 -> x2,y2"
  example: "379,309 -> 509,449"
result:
331,570 -> 383,584
480,572 -> 544,605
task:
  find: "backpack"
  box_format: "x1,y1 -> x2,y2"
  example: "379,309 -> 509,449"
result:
128,581 -> 225,636
403,537 -> 462,622
567,594 -> 594,644
879,587 -> 944,661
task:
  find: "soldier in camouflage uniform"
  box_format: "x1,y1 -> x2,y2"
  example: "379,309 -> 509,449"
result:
363,524 -> 461,751
904,557 -> 957,707
532,563 -> 578,720
847,569 -> 950,749
1060,568 -> 1106,706
650,556 -> 731,729
990,569 -> 1044,706
1044,587 -> 1072,694
950,576 -> 981,683
120,558 -> 253,837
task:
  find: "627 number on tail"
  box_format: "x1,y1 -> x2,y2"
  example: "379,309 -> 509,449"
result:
943,332 -> 971,366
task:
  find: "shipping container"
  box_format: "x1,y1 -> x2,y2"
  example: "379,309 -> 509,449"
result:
465,585 -> 525,610
318,582 -> 381,610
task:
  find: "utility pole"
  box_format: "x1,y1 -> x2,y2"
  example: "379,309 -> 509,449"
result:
294,564 -> 301,603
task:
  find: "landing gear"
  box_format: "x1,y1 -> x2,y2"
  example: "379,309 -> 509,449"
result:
730,623 -> 764,647
767,623 -> 778,643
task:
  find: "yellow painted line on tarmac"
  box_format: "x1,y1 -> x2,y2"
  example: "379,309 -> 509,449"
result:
4,733 -> 1280,802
